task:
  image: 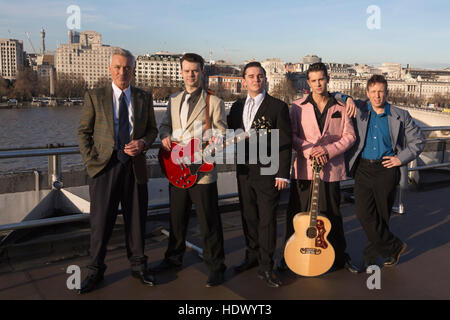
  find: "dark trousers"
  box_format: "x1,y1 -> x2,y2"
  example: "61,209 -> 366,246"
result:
237,174 -> 281,272
354,159 -> 403,264
165,182 -> 225,272
284,179 -> 348,267
88,155 -> 148,275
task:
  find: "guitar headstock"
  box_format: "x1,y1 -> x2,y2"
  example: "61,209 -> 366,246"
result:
253,116 -> 272,135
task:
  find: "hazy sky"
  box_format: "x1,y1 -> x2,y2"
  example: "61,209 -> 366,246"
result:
1,0 -> 449,69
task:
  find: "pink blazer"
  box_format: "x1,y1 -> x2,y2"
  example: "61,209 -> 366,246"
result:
290,97 -> 356,182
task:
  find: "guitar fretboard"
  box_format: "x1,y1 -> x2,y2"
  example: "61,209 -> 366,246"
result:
309,170 -> 321,228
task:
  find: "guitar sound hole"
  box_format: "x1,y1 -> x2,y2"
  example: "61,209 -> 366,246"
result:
306,227 -> 317,239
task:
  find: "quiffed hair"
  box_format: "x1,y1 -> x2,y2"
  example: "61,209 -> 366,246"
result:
307,62 -> 329,80
242,61 -> 266,78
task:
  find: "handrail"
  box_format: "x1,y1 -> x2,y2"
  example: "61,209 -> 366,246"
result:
0,126 -> 448,229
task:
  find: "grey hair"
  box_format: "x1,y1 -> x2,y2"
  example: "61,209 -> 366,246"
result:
109,48 -> 136,67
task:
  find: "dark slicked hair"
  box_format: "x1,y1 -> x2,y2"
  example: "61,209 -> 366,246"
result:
367,74 -> 388,92
180,53 -> 205,70
307,62 -> 329,80
242,61 -> 266,78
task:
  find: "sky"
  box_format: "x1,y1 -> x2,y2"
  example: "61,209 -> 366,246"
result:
1,0 -> 449,69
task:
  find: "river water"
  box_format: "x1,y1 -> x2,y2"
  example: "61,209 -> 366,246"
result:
0,106 -> 167,173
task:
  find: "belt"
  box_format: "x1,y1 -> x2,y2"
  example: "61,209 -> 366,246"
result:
360,158 -> 383,164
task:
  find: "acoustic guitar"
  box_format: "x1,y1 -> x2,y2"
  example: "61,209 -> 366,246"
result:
283,159 -> 335,277
158,117 -> 272,189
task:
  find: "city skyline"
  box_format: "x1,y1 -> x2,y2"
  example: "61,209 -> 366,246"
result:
1,0 -> 450,69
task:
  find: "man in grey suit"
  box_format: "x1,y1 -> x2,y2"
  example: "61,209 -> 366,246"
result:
343,75 -> 424,271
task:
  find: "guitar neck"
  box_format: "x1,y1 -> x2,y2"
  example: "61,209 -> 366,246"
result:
309,170 -> 321,228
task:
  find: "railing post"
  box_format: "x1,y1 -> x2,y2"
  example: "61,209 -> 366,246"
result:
34,170 -> 40,205
48,143 -> 63,190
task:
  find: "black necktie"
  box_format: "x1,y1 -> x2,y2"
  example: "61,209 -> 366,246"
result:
117,92 -> 130,163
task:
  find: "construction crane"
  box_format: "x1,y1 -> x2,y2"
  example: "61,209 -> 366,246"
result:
25,32 -> 37,53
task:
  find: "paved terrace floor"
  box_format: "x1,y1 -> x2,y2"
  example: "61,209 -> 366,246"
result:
0,184 -> 449,300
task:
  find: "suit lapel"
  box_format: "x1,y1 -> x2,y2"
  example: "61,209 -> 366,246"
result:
388,108 -> 401,149
304,102 -> 321,138
358,105 -> 370,147
171,91 -> 184,131
252,94 -> 270,127
131,86 -> 141,139
235,98 -> 245,129
102,85 -> 115,139
322,105 -> 336,135
185,89 -> 206,129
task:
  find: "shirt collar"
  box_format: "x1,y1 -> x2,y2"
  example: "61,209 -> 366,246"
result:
184,86 -> 202,101
246,90 -> 266,105
112,82 -> 132,102
368,101 -> 391,116
301,92 -> 337,106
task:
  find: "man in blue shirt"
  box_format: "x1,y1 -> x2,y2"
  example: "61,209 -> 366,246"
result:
344,75 -> 424,271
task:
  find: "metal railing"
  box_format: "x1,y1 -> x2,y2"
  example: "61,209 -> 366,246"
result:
0,127 -> 449,230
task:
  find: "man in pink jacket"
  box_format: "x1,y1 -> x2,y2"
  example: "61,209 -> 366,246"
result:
280,63 -> 358,273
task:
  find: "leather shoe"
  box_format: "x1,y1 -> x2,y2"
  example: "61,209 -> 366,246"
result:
77,274 -> 104,294
344,258 -> 360,274
257,270 -> 282,288
150,259 -> 182,272
206,270 -> 225,287
383,243 -> 407,267
234,258 -> 258,273
131,270 -> 155,286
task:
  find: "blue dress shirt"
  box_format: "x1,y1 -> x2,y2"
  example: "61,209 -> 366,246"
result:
361,103 -> 395,160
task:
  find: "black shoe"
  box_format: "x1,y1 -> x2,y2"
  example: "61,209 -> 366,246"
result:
276,258 -> 289,272
131,270 -> 156,286
206,270 -> 225,287
234,258 -> 258,273
257,270 -> 282,288
383,243 -> 407,267
77,273 -> 104,294
150,259 -> 182,272
344,257 -> 361,274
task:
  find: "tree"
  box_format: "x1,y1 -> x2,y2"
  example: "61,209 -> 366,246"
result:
11,67 -> 39,101
55,73 -> 87,98
270,78 -> 299,104
0,77 -> 9,100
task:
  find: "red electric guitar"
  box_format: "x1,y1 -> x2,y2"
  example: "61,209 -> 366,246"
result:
158,117 -> 272,189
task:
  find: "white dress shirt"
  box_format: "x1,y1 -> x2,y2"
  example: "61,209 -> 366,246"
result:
180,93 -> 191,130
112,82 -> 134,150
243,90 -> 266,132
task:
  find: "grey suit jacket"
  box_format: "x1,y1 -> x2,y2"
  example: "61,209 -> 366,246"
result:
346,100 -> 425,189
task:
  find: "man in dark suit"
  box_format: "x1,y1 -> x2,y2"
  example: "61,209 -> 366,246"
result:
227,62 -> 292,287
343,75 -> 425,271
77,48 -> 158,294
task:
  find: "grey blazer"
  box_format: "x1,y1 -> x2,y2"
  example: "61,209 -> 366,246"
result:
346,100 -> 425,189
